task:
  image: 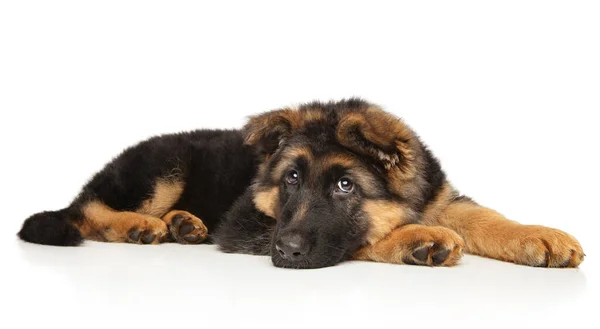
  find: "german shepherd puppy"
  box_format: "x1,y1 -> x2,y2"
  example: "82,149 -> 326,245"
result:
18,99 -> 584,269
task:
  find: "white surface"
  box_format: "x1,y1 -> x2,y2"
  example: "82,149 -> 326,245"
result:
3,240 -> 596,329
1,1 -> 599,329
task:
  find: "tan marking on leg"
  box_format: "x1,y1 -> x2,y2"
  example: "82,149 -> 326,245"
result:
253,186 -> 279,218
354,224 -> 464,266
362,200 -> 416,245
433,201 -> 584,268
137,179 -> 185,217
162,210 -> 208,244
77,201 -> 168,244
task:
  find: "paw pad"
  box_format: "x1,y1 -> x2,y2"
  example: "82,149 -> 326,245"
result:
127,228 -> 161,244
168,213 -> 208,244
406,242 -> 457,266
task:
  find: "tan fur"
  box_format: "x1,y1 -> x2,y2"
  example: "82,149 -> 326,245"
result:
137,179 -> 185,217
253,187 -> 279,218
386,168 -> 423,202
320,153 -> 380,194
421,182 -> 457,224
243,101 -> 584,268
334,107 -> 424,202
362,200 -> 417,245
244,107 -> 328,149
244,109 -> 302,146
77,201 -> 168,244
271,146 -> 313,181
354,224 -> 464,266
336,107 -> 416,172
283,145 -> 314,161
338,107 -> 414,150
162,210 -> 208,243
301,108 -> 325,123
431,201 -> 584,267
347,168 -> 380,196
320,153 -> 358,169
383,142 -> 425,203
291,202 -> 309,222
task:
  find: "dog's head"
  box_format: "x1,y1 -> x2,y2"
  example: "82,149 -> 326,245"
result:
244,99 -> 437,268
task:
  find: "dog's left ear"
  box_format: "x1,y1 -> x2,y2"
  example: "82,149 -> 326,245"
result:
337,107 -> 417,175
243,109 -> 301,156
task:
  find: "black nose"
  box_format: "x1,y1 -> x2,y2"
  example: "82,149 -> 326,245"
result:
275,234 -> 310,261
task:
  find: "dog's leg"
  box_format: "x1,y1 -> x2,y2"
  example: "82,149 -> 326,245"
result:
353,224 -> 465,266
161,210 -> 208,244
136,178 -> 207,244
212,189 -> 275,255
76,201 -> 169,244
74,180 -> 207,245
432,199 -> 584,267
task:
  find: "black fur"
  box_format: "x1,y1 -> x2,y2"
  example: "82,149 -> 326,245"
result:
18,98 -> 448,270
19,129 -> 259,246
264,132 -> 374,268
417,145 -> 447,213
19,209 -> 82,246
212,189 -> 275,255
79,129 -> 258,231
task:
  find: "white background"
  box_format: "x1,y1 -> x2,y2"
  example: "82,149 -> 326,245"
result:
1,1 -> 598,328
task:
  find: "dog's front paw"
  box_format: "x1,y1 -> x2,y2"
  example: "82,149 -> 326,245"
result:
353,224 -> 464,266
162,210 -> 208,244
125,218 -> 168,244
512,226 -> 584,268
401,226 -> 465,266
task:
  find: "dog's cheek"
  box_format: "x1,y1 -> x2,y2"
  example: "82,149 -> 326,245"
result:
335,208 -> 371,257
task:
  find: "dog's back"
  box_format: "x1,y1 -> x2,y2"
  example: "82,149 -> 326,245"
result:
18,129 -> 258,245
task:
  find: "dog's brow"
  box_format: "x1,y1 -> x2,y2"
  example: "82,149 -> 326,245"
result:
284,146 -> 313,161
320,153 -> 358,169
319,153 -> 380,194
271,146 -> 314,180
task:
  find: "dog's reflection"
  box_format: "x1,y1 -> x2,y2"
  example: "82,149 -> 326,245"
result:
18,239 -> 588,326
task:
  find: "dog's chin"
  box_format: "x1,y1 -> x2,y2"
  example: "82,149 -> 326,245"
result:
270,254 -> 336,269
270,248 -> 347,269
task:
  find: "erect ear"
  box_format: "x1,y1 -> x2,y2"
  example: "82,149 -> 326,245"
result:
337,107 -> 417,174
242,109 -> 301,156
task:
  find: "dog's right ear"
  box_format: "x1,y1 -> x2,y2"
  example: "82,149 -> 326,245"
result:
242,109 -> 301,156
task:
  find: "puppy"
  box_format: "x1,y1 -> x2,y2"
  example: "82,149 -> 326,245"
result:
18,99 -> 584,269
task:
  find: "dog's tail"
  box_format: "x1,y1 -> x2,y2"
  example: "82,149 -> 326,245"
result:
18,208 -> 83,246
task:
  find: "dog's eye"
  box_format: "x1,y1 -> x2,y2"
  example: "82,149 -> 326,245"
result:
285,170 -> 299,185
336,178 -> 354,193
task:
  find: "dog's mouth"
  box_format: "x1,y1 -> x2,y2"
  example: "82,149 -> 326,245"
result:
269,240 -> 349,269
270,252 -> 344,269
